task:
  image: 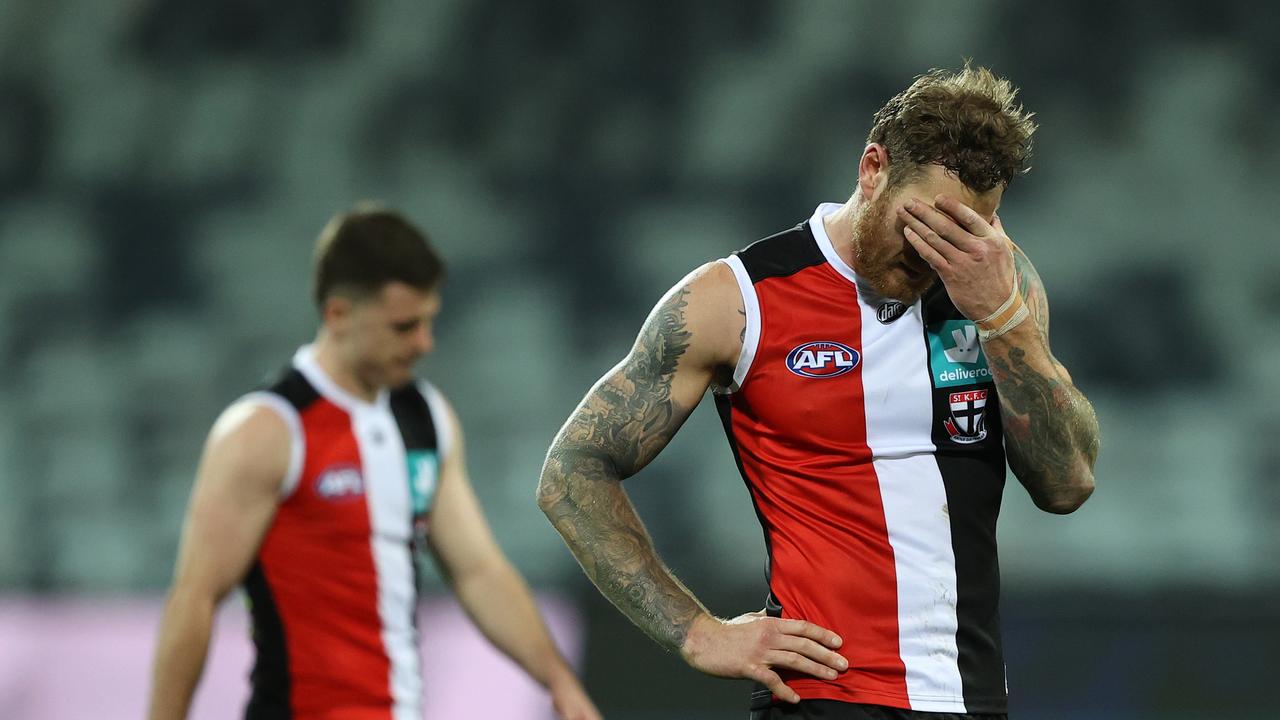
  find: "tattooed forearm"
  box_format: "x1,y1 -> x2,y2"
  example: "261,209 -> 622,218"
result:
537,288 -> 708,650
538,449 -> 706,650
985,251 -> 1100,513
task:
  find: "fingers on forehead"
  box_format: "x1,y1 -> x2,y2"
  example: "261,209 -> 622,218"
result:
908,201 -> 963,233
936,194 -> 993,230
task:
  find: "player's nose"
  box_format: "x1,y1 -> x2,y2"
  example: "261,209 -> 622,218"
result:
413,325 -> 434,355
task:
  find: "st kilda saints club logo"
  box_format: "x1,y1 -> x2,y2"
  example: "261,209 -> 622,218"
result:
944,389 -> 989,444
877,301 -> 907,324
785,341 -> 860,378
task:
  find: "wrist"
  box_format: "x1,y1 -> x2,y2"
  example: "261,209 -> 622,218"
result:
978,313 -> 1038,348
975,283 -> 1028,342
542,654 -> 578,691
678,612 -> 721,665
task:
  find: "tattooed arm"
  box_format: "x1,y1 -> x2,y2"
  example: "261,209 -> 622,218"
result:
900,194 -> 1099,515
983,247 -> 1099,513
537,262 -> 847,703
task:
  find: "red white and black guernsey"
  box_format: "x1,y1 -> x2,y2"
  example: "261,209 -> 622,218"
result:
715,204 -> 1009,714
236,345 -> 451,720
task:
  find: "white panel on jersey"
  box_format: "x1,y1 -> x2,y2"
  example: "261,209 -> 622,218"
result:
716,255 -> 761,394
238,391 -> 305,498
811,205 -> 968,712
293,345 -> 423,718
354,399 -> 424,720
869,456 -> 966,712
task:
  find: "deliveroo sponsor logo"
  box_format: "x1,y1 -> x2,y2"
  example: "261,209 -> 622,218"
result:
928,319 -> 993,388
406,449 -> 439,517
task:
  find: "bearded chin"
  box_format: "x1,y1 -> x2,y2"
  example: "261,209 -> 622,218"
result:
849,197 -> 936,304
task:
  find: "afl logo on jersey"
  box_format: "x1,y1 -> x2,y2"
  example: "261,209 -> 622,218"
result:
786,341 -> 860,378
315,465 -> 365,500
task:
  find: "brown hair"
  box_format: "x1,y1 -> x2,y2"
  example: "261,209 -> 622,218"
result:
312,205 -> 445,309
867,62 -> 1037,193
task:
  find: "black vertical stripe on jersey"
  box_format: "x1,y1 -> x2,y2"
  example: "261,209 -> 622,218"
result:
920,288 -> 1009,713
388,383 -> 438,452
714,393 -> 775,586
243,562 -> 291,720
389,382 -> 436,629
736,223 -> 828,284
715,393 -> 784,712
264,367 -> 320,411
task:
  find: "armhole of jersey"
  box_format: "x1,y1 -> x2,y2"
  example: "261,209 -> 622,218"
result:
417,381 -> 454,464
718,255 -> 761,394
239,391 -> 305,499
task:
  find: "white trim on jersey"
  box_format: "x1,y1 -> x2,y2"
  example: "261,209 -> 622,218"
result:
809,203 -> 863,287
417,380 -> 454,464
293,344 -> 391,413
238,391 -> 306,498
717,255 -> 762,394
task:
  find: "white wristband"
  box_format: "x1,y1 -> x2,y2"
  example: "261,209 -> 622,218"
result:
977,302 -> 1030,342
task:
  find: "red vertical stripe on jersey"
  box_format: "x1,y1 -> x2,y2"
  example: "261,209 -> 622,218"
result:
256,397 -> 394,719
728,263 -> 909,707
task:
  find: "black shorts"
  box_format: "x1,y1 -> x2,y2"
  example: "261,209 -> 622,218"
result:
749,700 -> 1008,720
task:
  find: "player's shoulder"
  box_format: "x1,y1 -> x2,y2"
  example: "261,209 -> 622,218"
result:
199,395 -> 297,496
728,222 -> 825,284
683,259 -> 737,297
401,378 -> 462,458
214,394 -> 296,453
401,378 -> 454,419
664,261 -> 740,325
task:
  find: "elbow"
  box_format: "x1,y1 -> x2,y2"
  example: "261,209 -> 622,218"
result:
1035,473 -> 1095,515
535,478 -> 557,515
535,473 -> 556,515
535,459 -> 568,517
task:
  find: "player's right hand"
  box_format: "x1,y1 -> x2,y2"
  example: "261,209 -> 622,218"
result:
678,611 -> 847,704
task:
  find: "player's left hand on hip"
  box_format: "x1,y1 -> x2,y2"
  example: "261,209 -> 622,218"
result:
897,194 -> 1015,321
550,675 -> 603,720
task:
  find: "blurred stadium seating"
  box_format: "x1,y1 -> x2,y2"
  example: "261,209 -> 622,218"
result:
0,2 -> 1276,718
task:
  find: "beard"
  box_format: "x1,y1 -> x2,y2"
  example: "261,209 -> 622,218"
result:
850,192 -> 937,305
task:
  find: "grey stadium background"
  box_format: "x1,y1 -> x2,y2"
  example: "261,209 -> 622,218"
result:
0,1 -> 1277,718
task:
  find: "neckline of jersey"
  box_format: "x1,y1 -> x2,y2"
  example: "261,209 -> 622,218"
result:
292,344 -> 390,413
807,202 -> 882,300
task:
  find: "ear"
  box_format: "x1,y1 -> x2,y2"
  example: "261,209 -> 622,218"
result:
857,143 -> 891,201
321,295 -> 353,331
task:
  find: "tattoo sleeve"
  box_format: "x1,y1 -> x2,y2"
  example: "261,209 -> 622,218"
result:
984,250 -> 1101,512
537,287 -> 709,651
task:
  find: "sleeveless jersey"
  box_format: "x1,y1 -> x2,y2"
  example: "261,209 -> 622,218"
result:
715,204 -> 1008,714
237,345 -> 451,720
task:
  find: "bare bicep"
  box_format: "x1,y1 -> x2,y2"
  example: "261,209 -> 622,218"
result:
171,404 -> 290,600
554,266 -> 734,478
